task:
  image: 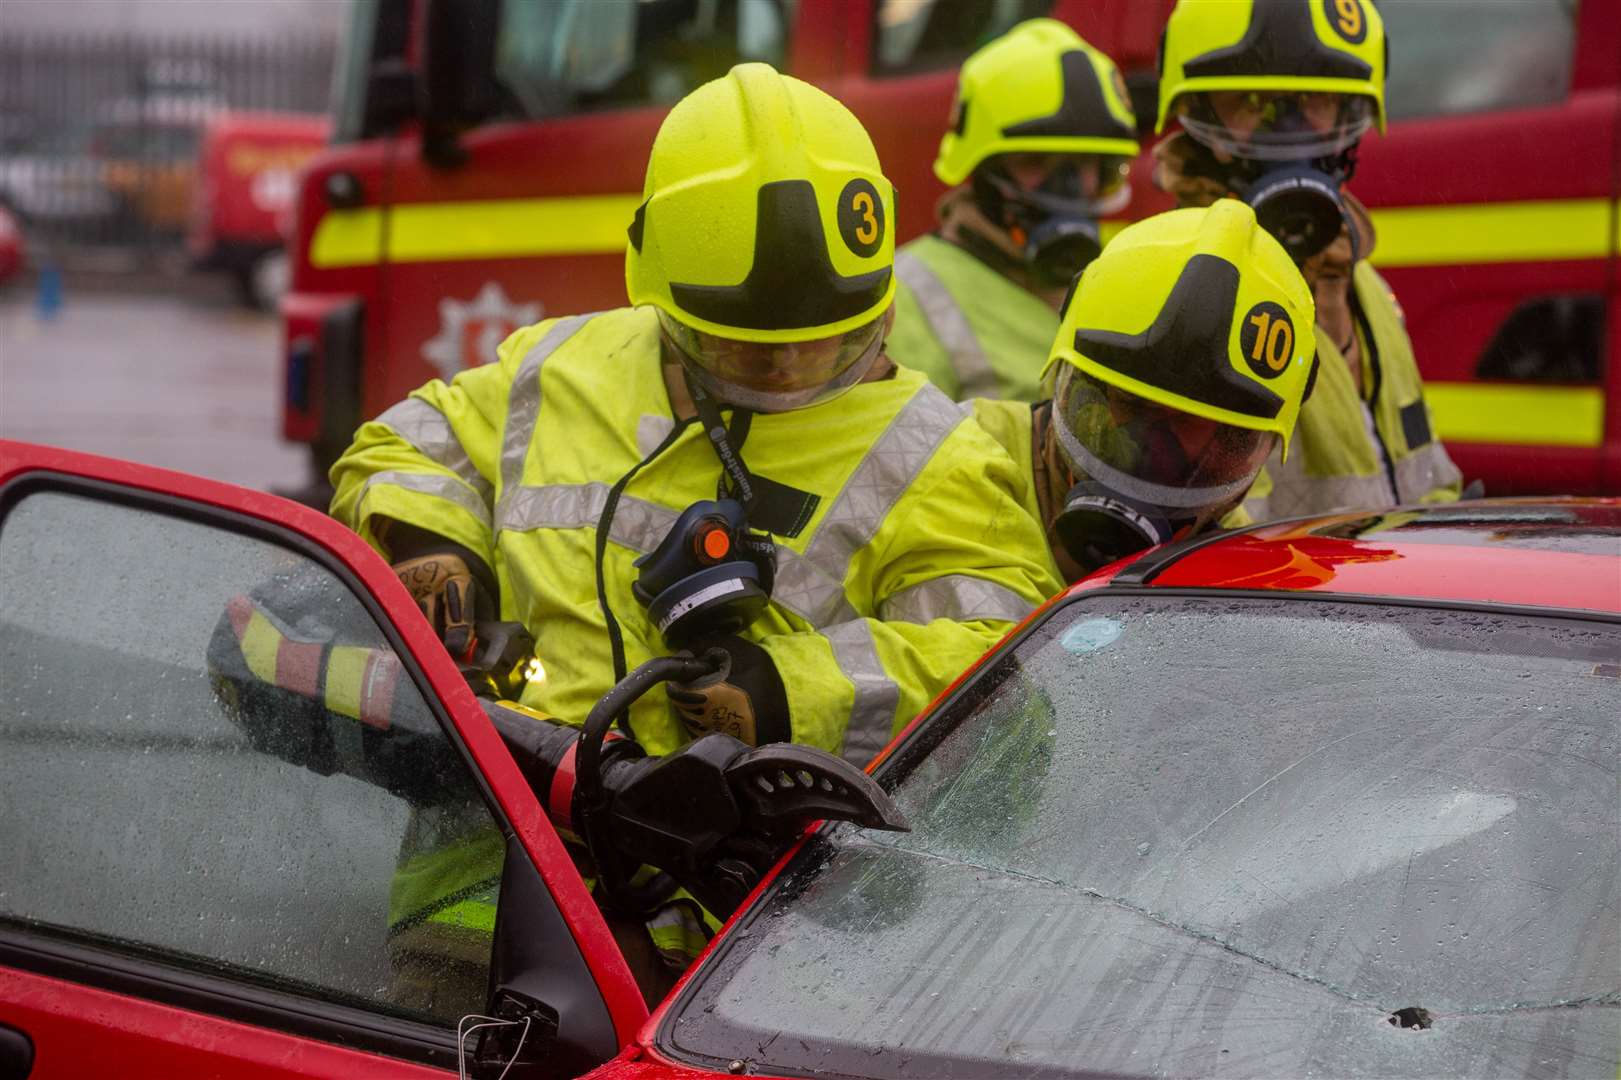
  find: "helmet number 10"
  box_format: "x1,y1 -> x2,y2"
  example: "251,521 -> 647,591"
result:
1244,305 -> 1295,377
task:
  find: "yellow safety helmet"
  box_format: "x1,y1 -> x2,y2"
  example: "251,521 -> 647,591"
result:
625,63 -> 896,346
1045,199 -> 1316,458
934,18 -> 1138,187
1155,0 -> 1387,136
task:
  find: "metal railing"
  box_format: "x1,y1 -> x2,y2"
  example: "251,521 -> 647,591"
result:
0,33 -> 335,265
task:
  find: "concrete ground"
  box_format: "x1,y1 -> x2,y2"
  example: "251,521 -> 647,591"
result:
0,272 -> 312,493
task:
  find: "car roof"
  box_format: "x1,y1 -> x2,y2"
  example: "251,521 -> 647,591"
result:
1098,498 -> 1621,616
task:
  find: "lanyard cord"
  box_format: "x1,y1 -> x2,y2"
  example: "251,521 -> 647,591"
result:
594,416 -> 694,732
686,371 -> 757,505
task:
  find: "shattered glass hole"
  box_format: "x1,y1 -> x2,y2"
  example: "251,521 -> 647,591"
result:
1388,1006 -> 1434,1030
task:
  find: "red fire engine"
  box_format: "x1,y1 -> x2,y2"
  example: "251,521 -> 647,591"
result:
282,0 -> 1619,496
189,111 -> 328,310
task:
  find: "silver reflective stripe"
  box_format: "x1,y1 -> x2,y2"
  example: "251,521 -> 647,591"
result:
1246,443 -> 1393,520
895,250 -> 1000,399
497,313 -> 597,502
497,481 -> 676,553
880,574 -> 1034,625
374,397 -> 492,506
1394,438 -> 1461,502
824,620 -> 900,766
359,470 -> 490,527
773,384 -> 965,628
771,547 -> 857,627
637,414 -> 677,459
1052,414 -> 1255,510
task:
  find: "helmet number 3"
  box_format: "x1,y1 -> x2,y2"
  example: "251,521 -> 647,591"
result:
838,178 -> 885,258
1242,302 -> 1295,379
852,192 -> 878,244
1324,0 -> 1367,43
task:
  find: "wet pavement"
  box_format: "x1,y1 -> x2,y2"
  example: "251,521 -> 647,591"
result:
0,277 -> 311,492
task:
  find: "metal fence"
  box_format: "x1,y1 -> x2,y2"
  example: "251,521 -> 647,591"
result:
0,33 -> 335,264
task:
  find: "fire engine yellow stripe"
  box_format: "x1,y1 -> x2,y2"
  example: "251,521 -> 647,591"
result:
1367,199 -> 1612,268
1425,382 -> 1605,448
311,196 -> 1611,269
308,207 -> 385,269
309,195 -> 642,268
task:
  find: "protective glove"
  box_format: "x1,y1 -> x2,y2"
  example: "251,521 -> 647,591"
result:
667,634 -> 790,746
391,551 -> 488,662
380,519 -> 499,662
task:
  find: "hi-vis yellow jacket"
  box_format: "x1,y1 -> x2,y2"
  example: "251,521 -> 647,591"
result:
332,307 -> 1061,764
888,235 -> 1058,403
1242,262 -> 1462,520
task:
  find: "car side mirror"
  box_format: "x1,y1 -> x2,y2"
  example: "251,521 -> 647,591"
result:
418,0 -> 501,169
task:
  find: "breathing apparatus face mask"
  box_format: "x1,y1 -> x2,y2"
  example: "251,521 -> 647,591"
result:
659,310 -> 886,414
973,153 -> 1132,288
1049,364 -> 1278,574
1178,91 -> 1374,263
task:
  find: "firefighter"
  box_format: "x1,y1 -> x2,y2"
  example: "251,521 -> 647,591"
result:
1152,0 -> 1461,520
972,199 -> 1317,583
885,19 -> 1140,402
329,63 -> 1061,970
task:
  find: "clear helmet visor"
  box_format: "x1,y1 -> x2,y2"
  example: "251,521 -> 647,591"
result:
1178,91 -> 1374,162
659,310 -> 886,414
1052,364 -> 1277,520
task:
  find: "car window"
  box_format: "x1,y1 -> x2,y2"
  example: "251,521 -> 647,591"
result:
1381,0 -> 1577,121
871,0 -> 1056,77
664,594 -> 1620,1078
0,490 -> 503,1029
494,0 -> 795,118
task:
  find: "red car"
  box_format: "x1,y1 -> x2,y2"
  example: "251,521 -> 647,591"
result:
0,439 -> 1616,1079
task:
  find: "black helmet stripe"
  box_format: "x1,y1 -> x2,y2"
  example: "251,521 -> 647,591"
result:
1002,49 -> 1135,143
1074,254 -> 1285,420
668,180 -> 890,332
1183,0 -> 1371,81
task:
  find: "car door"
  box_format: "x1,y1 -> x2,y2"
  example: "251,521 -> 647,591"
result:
0,441 -> 644,1078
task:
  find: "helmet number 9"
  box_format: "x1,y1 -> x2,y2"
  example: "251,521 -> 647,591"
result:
1324,0 -> 1367,43
837,178 -> 886,257
1242,302 -> 1295,379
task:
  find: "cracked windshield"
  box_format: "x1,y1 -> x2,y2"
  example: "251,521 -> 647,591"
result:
671,596 -> 1618,1077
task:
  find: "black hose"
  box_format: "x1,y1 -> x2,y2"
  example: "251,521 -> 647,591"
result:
574,653 -> 721,815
